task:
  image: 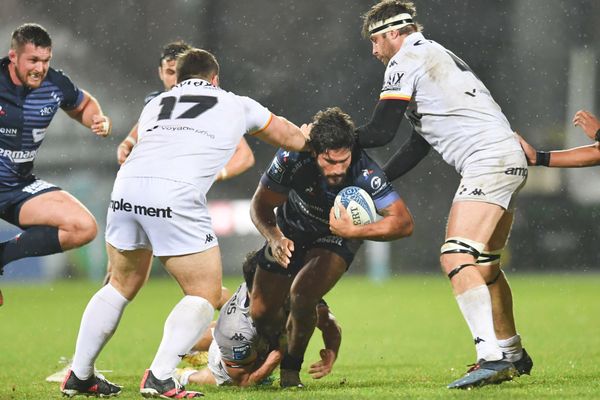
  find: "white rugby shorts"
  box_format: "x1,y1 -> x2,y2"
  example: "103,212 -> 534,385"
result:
453,151 -> 528,210
105,177 -> 218,256
207,340 -> 232,386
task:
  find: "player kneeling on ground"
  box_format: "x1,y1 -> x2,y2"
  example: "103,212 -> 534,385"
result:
249,107 -> 414,388
176,250 -> 342,387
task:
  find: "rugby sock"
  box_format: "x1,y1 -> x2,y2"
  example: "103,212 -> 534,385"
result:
150,296 -> 214,380
281,352 -> 304,371
498,334 -> 523,362
455,285 -> 503,362
71,283 -> 129,379
0,226 -> 61,265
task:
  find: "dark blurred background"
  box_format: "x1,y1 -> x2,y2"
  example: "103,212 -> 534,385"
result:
1,0 -> 599,281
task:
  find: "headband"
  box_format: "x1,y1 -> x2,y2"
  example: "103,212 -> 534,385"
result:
368,13 -> 414,36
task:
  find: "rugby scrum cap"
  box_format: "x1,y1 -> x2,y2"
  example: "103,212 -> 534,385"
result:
368,13 -> 414,36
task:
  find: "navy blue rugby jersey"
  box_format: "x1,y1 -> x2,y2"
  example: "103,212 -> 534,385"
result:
143,90 -> 162,105
260,148 -> 401,236
0,57 -> 84,189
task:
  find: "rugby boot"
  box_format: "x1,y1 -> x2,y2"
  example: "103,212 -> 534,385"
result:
280,369 -> 304,388
140,369 -> 203,398
513,348 -> 533,376
447,358 -> 517,389
60,369 -> 122,397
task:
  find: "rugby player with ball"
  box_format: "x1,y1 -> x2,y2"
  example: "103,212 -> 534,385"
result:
249,107 -> 414,388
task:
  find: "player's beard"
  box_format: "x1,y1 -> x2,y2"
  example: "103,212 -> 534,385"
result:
325,173 -> 346,187
16,68 -> 46,89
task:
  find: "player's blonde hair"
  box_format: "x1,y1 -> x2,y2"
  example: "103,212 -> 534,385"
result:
361,0 -> 422,38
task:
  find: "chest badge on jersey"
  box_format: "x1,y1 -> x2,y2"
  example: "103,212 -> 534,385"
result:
232,344 -> 252,361
370,176 -> 382,190
39,105 -> 57,116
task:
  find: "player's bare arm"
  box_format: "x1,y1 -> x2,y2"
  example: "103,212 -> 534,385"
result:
329,198 -> 414,241
117,123 -> 138,164
573,110 -> 600,141
309,304 -> 342,379
250,183 -> 294,267
518,133 -> 600,167
253,114 -> 307,152
66,90 -> 111,137
216,138 -> 255,181
226,349 -> 282,387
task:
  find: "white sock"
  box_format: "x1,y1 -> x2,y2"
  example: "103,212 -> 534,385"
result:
71,283 -> 129,379
455,285 -> 503,362
150,296 -> 214,380
498,334 -> 523,362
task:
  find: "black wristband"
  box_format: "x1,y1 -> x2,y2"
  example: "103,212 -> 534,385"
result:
536,151 -> 551,167
595,128 -> 600,142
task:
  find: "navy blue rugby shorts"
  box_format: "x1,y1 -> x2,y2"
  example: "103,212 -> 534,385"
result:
0,178 -> 61,227
256,228 -> 362,277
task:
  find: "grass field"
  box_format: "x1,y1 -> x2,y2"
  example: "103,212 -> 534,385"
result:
1,274 -> 599,399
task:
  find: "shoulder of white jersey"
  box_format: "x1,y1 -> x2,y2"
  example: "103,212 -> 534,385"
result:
380,33 -> 437,101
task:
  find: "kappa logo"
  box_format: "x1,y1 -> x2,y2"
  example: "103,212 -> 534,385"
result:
205,234 -> 214,244
230,333 -> 246,341
469,188 -> 485,196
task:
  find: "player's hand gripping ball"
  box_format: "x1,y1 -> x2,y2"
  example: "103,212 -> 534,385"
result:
333,186 -> 376,225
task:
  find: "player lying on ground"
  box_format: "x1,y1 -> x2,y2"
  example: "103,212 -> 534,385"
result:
175,250 -> 342,387
60,48 -> 308,399
250,107 -> 414,388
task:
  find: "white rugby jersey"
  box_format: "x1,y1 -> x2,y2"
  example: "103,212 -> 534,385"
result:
118,79 -> 272,194
381,32 -> 521,174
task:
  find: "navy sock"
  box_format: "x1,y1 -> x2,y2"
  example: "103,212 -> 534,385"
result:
1,226 -> 62,266
281,352 -> 304,371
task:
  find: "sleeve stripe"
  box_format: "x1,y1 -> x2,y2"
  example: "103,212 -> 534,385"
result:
249,113 -> 274,136
379,93 -> 412,101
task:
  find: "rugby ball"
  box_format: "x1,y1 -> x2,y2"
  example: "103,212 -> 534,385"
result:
334,186 -> 377,225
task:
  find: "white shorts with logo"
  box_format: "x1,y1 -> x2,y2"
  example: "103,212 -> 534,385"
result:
105,177 -> 218,256
454,151 -> 527,210
207,339 -> 232,386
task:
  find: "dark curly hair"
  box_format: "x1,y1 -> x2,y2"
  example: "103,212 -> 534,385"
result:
159,40 -> 192,65
242,250 -> 261,292
309,107 -> 355,154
